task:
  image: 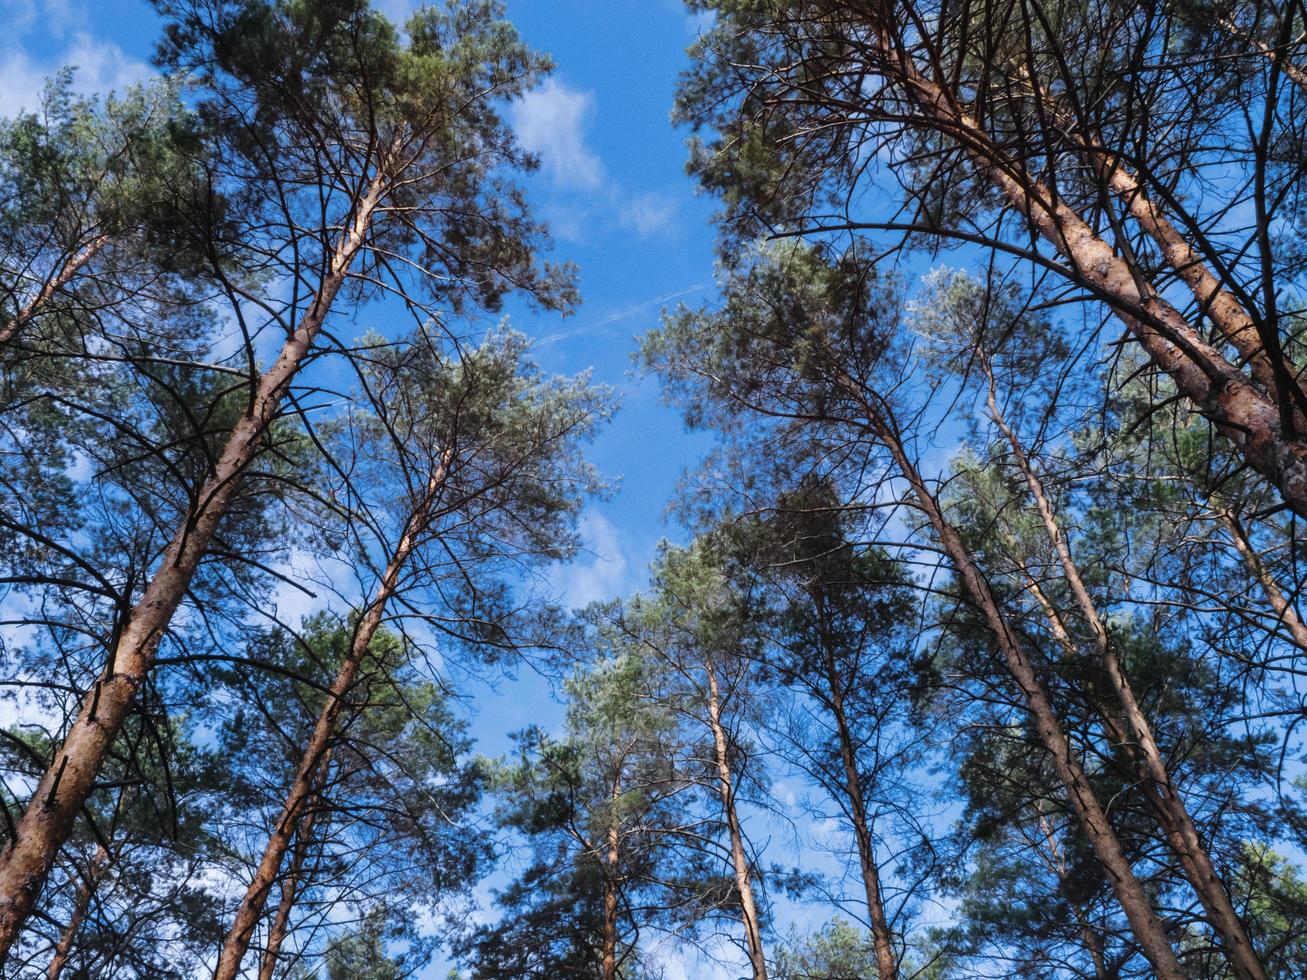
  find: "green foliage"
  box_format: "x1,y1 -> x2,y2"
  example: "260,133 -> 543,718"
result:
775,918 -> 882,980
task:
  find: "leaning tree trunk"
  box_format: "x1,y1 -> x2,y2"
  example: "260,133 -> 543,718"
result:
0,172 -> 388,963
1009,63 -> 1299,412
0,234 -> 109,347
704,659 -> 769,980
256,751 -> 331,980
837,369 -> 1187,977
213,450 -> 450,980
865,6 -> 1307,518
1033,810 -> 1110,980
1218,17 -> 1307,93
44,844 -> 109,980
1219,507 -> 1307,657
982,369 -> 1266,980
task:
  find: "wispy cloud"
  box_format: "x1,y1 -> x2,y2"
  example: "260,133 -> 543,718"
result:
511,78 -> 605,191
536,284 -> 704,348
551,512 -> 632,610
0,30 -> 153,117
620,191 -> 678,238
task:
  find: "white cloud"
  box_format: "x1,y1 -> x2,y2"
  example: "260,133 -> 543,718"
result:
511,78 -> 605,191
1,0 -> 74,34
619,191 -> 678,237
0,32 -> 153,118
551,511 -> 631,610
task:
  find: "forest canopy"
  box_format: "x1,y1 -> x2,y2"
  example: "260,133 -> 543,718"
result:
3,0 -> 1307,977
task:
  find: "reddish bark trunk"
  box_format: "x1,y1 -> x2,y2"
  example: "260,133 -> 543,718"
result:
0,235 -> 109,346
839,373 -> 1186,977
0,175 -> 386,963
1010,63 -> 1294,406
1218,18 -> 1307,92
984,374 -> 1265,980
256,753 -> 330,980
870,13 -> 1307,517
1221,508 -> 1307,656
213,449 -> 450,980
0,235 -> 108,350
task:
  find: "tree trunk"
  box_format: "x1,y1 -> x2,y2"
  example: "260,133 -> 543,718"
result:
1009,62 -> 1297,410
823,659 -> 897,980
841,376 -> 1186,977
601,777 -> 621,980
1218,17 -> 1307,93
983,372 -> 1266,980
0,173 -> 387,963
44,844 -> 109,980
256,752 -> 331,980
1220,507 -> 1307,656
704,660 -> 768,980
1033,811 -> 1109,980
213,448 -> 450,980
0,234 -> 109,347
867,12 -> 1307,517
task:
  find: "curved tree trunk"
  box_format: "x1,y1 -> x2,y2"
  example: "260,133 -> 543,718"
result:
0,172 -> 387,964
866,7 -> 1307,517
1009,62 -> 1299,412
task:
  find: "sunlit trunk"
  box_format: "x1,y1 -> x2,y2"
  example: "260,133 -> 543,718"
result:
839,367 -> 1187,977
213,448 -> 450,980
866,7 -> 1307,517
0,173 -> 387,964
704,659 -> 768,980
256,753 -> 330,980
0,234 -> 108,347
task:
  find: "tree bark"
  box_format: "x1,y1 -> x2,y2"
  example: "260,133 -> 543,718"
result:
982,372 -> 1266,980
1033,811 -> 1109,980
867,11 -> 1307,517
44,844 -> 108,980
1218,17 -> 1307,93
255,751 -> 331,980
840,373 -> 1186,977
1220,507 -> 1307,657
0,234 -> 109,347
600,777 -> 621,980
823,656 -> 897,979
0,173 -> 387,963
213,447 -> 450,980
704,659 -> 768,980
1008,63 -> 1297,409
